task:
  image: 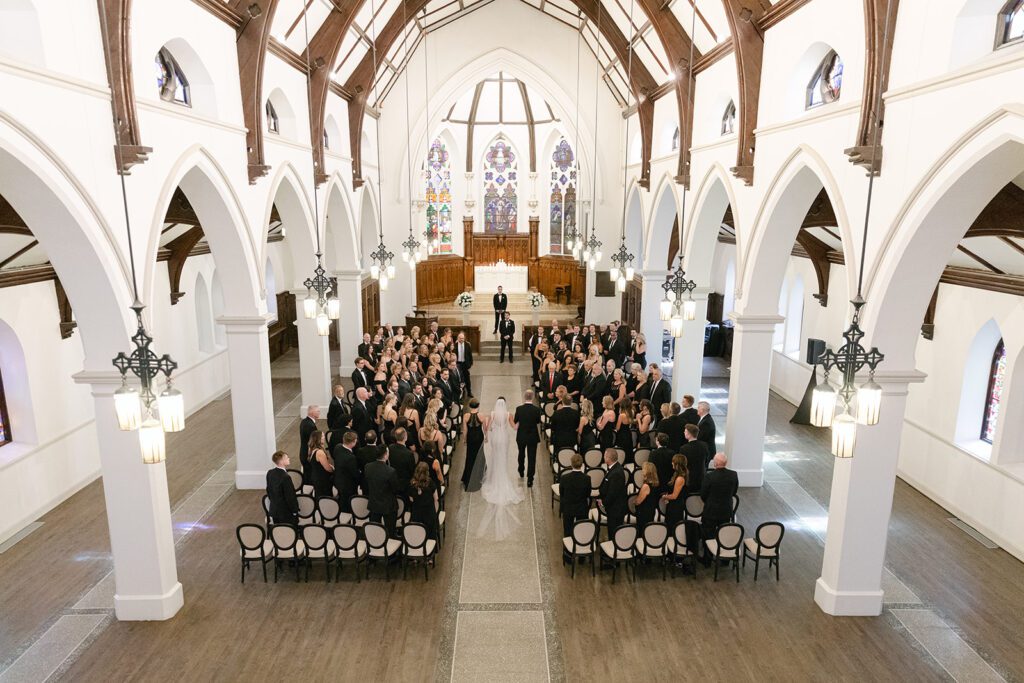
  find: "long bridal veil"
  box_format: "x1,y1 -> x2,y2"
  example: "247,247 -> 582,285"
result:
476,397 -> 524,540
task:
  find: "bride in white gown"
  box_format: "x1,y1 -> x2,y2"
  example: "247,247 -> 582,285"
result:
476,397 -> 525,540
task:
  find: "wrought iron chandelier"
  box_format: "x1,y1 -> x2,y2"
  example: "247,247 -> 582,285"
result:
367,0 -> 395,290
582,216 -> 602,270
399,0 -> 421,270
611,0 -> 639,292
810,0 -> 893,458
659,0 -> 699,340
300,9 -> 339,336
610,241 -> 635,292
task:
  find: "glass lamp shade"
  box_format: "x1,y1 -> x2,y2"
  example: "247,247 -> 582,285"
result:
609,267 -> 618,279
670,313 -> 684,338
401,249 -> 409,262
588,257 -> 597,270
616,275 -> 626,292
370,263 -> 380,279
831,411 -> 857,458
114,383 -> 141,431
408,257 -> 417,270
379,273 -> 390,291
810,382 -> 837,427
566,238 -> 574,250
856,380 -> 882,426
158,387 -> 185,432
659,299 -> 673,322
302,292 -> 317,319
386,263 -> 396,278
327,295 -> 340,320
625,266 -> 635,281
415,251 -> 423,262
316,313 -> 331,336
596,250 -> 603,261
139,417 -> 166,464
683,298 -> 697,321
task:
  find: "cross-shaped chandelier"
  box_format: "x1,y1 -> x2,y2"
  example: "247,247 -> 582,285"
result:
609,241 -> 635,292
660,255 -> 697,338
302,254 -> 339,336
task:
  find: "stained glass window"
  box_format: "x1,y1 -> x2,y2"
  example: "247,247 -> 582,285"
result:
548,138 -> 576,254
722,100 -> 737,135
425,138 -> 453,254
807,50 -> 844,109
1001,0 -> 1024,44
981,339 -> 1007,443
483,140 -> 517,233
155,48 -> 190,106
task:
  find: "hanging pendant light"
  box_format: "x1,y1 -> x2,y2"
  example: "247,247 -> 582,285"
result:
612,0 -> 639,293
810,378 -> 837,427
158,383 -> 184,433
831,409 -> 857,458
366,0 -> 395,286
139,417 -> 167,465
114,382 -> 142,431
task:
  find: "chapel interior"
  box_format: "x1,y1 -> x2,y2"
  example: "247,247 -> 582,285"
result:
1,0 -> 1023,680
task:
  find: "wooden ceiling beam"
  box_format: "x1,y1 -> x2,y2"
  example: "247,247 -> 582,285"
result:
795,229 -> 832,306
96,0 -> 151,173
232,0 -> 282,184
165,226 -> 207,304
719,0 -> 769,186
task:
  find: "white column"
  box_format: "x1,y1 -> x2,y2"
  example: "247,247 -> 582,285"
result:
74,371 -> 183,621
334,269 -> 364,376
815,372 -> 925,616
671,288 -> 711,402
292,290 -> 332,415
639,269 -> 668,366
723,313 -> 784,487
220,315 -> 277,489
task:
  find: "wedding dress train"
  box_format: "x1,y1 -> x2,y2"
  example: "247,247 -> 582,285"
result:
476,398 -> 525,541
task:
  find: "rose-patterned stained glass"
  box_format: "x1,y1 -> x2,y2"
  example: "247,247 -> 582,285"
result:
483,140 -> 517,233
981,339 -> 1007,443
425,138 -> 452,253
548,138 -> 577,254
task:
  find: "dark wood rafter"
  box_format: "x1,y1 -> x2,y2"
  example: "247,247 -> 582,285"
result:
635,0 -> 702,188
166,226 -> 206,304
921,284 -> 938,340
757,0 -> 812,30
845,0 -> 900,172
96,0 -> 151,173
720,0 -> 770,186
233,0 -> 282,183
964,182 -> 1024,238
53,277 -> 77,340
794,230 -> 832,306
517,80 -> 538,173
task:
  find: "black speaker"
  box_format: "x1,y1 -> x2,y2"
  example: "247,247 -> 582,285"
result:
806,338 -> 826,365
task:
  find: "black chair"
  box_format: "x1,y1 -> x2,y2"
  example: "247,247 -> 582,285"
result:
269,524 -> 307,582
731,494 -> 740,523
236,524 -> 272,583
296,494 -> 317,526
666,521 -> 698,579
600,524 -> 638,583
316,496 -> 349,527
261,495 -> 272,527
286,469 -> 304,492
563,519 -> 598,578
401,522 -> 437,581
331,524 -> 367,582
635,522 -> 670,580
364,521 -> 401,581
302,524 -> 335,583
743,522 -> 785,581
706,522 -> 744,583
349,495 -> 371,527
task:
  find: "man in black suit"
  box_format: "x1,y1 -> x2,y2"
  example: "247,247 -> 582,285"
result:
357,333 -> 376,364
266,451 -> 299,526
327,384 -> 348,431
356,430 -> 384,474
649,432 -> 676,495
696,401 -> 717,465
298,405 -> 319,484
582,365 -> 606,404
605,329 -> 626,367
549,396 -> 580,451
333,431 -> 360,513
364,448 -> 399,537
540,360 -> 564,403
647,364 -> 671,422
388,427 -> 416,497
455,331 -> 474,398
680,394 -> 699,427
350,388 -> 374,445
512,390 -> 542,487
657,402 -> 686,451
599,449 -> 628,536
351,357 -> 373,391
680,424 -> 708,494
437,368 -> 457,406
558,454 -> 591,539
498,312 -> 516,363
700,452 -> 739,551
492,285 -> 508,333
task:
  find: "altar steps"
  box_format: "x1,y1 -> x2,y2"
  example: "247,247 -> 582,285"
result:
424,291 -> 577,342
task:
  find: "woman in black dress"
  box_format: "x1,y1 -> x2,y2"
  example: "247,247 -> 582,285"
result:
461,399 -> 485,491
419,441 -> 445,496
578,399 -> 599,453
308,430 -> 335,498
632,332 -> 648,370
597,395 -> 618,450
408,462 -> 439,540
661,455 -> 688,533
563,364 -> 583,401
635,462 -> 660,531
615,402 -> 636,465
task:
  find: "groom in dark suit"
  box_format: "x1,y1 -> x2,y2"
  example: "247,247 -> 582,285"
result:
493,285 -> 507,333
498,312 -> 516,363
512,390 -> 542,488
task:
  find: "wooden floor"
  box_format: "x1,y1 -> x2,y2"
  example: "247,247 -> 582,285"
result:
2,352 -> 1023,681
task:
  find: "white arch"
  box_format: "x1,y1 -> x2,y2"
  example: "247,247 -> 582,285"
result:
644,174 -> 679,270
261,162 -> 318,292
624,184 -> 644,269
194,271 -> 214,353
159,37 -> 219,118
359,181 -> 381,265
683,163 -> 741,289
0,318 -> 38,445
0,0 -> 45,67
323,171 -> 360,271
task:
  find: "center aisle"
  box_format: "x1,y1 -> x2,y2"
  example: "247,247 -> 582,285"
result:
436,354 -> 564,682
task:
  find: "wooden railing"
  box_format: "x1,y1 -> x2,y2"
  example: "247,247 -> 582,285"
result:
415,254 -> 466,306
531,256 -> 585,305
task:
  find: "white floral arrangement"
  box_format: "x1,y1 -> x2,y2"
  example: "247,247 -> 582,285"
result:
455,292 -> 475,309
528,291 -> 547,309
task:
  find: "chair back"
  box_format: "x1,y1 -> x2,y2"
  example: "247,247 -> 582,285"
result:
658,497 -> 668,517
612,524 -> 638,552
571,520 -> 598,547
583,449 -> 604,469
557,449 -> 576,470
237,524 -> 265,552
286,469 -> 304,492
715,523 -> 744,551
302,524 -> 330,552
632,468 -> 644,490
544,402 -> 557,418
627,494 -> 638,514
350,495 -> 370,522
607,448 -> 625,465
261,495 -> 271,522
684,494 -> 704,518
587,468 -> 605,493
396,496 -> 406,519
673,522 -> 690,552
732,494 -> 740,518
332,524 -> 360,553
401,522 -> 429,551
642,522 -> 669,550
633,449 -> 651,466
363,522 -> 389,551
269,524 -> 300,552
317,497 -> 341,526
755,522 -> 785,550
297,494 -> 317,523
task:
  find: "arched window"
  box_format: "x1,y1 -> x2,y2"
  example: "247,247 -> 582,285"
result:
0,368 -> 11,446
425,138 -> 453,254
722,100 -> 737,135
265,100 -> 279,134
671,127 -> 680,151
1001,0 -> 1024,45
483,139 -> 517,233
981,339 -> 1008,443
806,50 -> 843,109
549,138 -> 577,255
323,129 -> 330,150
155,48 -> 190,106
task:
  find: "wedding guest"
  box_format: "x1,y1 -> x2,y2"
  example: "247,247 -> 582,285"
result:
308,430 -> 334,498
388,427 -> 416,497
333,431 -> 360,513
364,448 -> 399,536
408,462 -> 439,540
635,462 -> 659,531
298,405 -> 319,484
599,449 -> 628,535
513,390 -> 542,488
266,451 -> 298,526
559,453 -> 590,539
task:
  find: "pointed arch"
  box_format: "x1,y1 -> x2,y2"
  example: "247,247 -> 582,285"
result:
323,172 -> 360,272
261,162 -> 318,292
683,163 -> 741,289
624,183 -> 644,269
359,181 -> 381,266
